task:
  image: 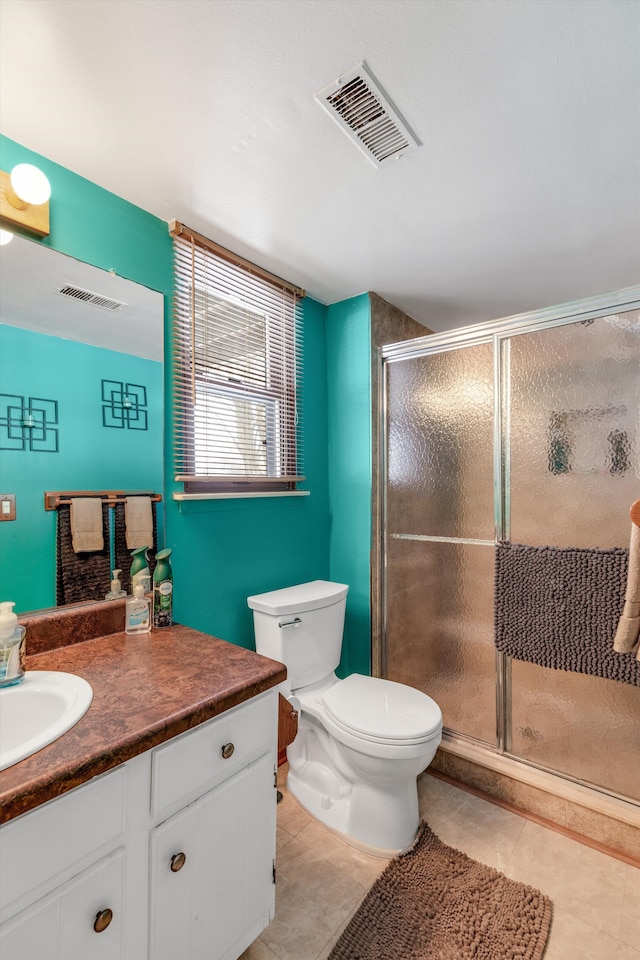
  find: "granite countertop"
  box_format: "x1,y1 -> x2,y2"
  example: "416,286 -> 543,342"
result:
0,617 -> 286,824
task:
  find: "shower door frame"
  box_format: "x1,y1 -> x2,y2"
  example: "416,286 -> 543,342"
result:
377,284 -> 640,782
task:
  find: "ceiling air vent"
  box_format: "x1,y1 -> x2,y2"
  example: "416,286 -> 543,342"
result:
56,284 -> 126,312
315,62 -> 420,167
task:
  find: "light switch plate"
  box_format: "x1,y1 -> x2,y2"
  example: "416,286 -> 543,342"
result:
0,494 -> 16,521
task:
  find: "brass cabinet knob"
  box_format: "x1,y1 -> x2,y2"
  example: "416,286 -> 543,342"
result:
170,852 -> 186,872
221,742 -> 235,760
93,908 -> 113,933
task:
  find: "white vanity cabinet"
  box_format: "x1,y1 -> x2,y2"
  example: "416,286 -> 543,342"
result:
150,754 -> 275,960
0,849 -> 125,960
0,764 -> 127,960
0,688 -> 278,960
148,688 -> 278,960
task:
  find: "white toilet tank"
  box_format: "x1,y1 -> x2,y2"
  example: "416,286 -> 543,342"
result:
248,581 -> 348,692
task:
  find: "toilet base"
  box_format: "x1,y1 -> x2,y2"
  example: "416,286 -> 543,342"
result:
285,713 -> 431,855
286,766 -> 413,858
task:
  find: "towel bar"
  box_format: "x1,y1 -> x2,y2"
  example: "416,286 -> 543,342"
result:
45,490 -> 162,511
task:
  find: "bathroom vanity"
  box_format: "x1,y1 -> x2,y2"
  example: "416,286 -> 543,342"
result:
0,607 -> 286,960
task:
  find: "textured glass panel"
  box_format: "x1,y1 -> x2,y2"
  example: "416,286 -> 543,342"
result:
509,310 -> 640,548
386,538 -> 496,746
510,658 -> 640,802
387,344 -> 494,539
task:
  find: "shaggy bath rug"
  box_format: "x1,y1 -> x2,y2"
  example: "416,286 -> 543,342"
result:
495,541 -> 639,686
329,822 -> 552,960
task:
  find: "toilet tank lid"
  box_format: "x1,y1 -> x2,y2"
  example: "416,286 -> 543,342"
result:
247,580 -> 348,615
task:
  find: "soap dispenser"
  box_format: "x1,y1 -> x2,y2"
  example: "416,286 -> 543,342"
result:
0,601 -> 26,686
105,569 -> 126,600
125,580 -> 151,635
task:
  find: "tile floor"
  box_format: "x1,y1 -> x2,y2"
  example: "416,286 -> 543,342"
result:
240,765 -> 640,960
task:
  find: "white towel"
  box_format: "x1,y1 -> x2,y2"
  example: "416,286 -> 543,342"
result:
70,498 -> 104,553
614,522 -> 640,657
125,496 -> 153,550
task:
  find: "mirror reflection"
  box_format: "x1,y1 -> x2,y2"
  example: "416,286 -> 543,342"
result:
0,236 -> 164,614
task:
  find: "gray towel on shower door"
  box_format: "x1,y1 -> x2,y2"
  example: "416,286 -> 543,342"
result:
495,542 -> 639,687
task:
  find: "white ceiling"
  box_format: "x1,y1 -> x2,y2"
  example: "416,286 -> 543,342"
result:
1,236 -> 164,360
1,0 -> 638,332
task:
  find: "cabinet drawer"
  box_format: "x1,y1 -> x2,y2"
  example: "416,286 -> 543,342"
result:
151,691 -> 276,816
0,766 -> 125,918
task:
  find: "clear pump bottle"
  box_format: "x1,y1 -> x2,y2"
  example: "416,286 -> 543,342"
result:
106,569 -> 126,600
0,601 -> 26,686
125,581 -> 151,635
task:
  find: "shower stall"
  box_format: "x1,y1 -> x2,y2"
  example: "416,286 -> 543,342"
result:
377,288 -> 640,805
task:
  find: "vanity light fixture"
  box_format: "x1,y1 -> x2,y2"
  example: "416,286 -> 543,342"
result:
0,163 -> 51,238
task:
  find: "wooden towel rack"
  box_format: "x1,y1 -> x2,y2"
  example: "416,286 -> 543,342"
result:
44,490 -> 162,511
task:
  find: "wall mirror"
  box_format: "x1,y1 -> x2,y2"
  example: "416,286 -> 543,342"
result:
0,235 -> 164,614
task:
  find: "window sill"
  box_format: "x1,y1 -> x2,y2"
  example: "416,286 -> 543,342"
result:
173,491 -> 310,501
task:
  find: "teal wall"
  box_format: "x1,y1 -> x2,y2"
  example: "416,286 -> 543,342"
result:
0,135 -> 334,652
0,325 -> 163,612
326,295 -> 372,677
0,138 -> 171,293
170,293 -> 331,647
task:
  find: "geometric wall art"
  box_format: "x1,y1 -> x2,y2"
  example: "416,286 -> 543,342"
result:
0,393 -> 59,452
101,380 -> 148,430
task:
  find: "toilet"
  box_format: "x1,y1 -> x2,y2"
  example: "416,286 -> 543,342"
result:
247,580 -> 443,856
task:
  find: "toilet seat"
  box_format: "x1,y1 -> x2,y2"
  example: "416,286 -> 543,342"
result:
322,674 -> 442,746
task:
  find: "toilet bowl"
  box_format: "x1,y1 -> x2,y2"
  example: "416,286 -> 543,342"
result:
247,580 -> 443,856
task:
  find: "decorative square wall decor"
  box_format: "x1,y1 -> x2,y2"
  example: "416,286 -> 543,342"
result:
101,380 -> 148,430
0,394 -> 59,452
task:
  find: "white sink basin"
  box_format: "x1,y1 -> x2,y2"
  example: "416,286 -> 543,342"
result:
0,671 -> 93,770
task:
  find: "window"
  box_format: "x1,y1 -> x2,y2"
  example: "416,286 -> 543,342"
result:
170,221 -> 305,492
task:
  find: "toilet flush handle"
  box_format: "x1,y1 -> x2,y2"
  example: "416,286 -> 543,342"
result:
278,617 -> 302,628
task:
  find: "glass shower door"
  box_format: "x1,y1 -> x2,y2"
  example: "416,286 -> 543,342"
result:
384,342 -> 498,746
381,299 -> 640,803
505,310 -> 640,799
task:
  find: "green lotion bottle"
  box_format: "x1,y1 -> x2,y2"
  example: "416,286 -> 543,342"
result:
153,549 -> 173,628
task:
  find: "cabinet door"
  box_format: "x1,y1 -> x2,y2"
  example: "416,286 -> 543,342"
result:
0,848 -> 124,960
149,754 -> 275,960
278,693 -> 299,766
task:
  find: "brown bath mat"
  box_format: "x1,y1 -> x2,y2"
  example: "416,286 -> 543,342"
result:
329,822 -> 552,960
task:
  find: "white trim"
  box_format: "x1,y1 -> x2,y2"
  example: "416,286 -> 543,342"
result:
440,735 -> 639,828
390,534 -> 494,546
173,491 -> 310,501
382,285 -> 640,362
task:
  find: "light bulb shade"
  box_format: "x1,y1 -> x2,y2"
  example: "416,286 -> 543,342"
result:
0,229 -> 13,245
10,164 -> 51,205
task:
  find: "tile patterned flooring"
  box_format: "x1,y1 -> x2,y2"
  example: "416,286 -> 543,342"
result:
240,765 -> 640,960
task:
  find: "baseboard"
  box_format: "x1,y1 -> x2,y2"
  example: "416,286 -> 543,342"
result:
431,742 -> 640,863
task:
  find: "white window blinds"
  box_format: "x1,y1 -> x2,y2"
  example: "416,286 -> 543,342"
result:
170,221 -> 305,490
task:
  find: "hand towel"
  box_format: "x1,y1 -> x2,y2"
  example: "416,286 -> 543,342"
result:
614,521 -> 640,657
125,496 -> 153,550
70,498 -> 104,553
